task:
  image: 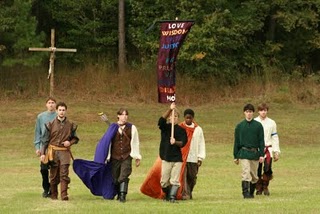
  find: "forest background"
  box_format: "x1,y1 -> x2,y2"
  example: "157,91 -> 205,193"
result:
1,1 -> 320,213
0,0 -> 320,104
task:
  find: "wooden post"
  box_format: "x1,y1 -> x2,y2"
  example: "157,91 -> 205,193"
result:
49,29 -> 55,96
29,29 -> 77,96
171,108 -> 175,139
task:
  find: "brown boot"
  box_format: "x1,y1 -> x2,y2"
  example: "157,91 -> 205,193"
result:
60,164 -> 70,201
262,174 -> 272,196
255,179 -> 263,195
60,181 -> 69,201
50,184 -> 58,200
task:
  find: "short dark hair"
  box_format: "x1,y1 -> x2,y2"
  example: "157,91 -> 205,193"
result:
117,108 -> 128,116
56,102 -> 67,110
243,104 -> 255,112
46,96 -> 56,103
257,103 -> 269,111
184,109 -> 195,117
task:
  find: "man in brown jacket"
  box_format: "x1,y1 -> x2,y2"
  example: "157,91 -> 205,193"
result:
40,102 -> 79,201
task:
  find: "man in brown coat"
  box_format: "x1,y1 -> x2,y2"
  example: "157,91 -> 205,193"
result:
40,102 -> 79,201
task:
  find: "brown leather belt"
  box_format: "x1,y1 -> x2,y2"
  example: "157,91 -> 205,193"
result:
241,147 -> 258,152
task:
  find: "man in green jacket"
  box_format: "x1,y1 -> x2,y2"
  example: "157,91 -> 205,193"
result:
233,104 -> 265,199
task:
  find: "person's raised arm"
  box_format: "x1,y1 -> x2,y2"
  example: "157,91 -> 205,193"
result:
162,102 -> 175,119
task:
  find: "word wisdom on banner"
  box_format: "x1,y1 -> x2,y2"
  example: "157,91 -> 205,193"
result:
157,21 -> 194,103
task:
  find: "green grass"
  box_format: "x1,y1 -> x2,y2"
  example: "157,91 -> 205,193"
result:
0,99 -> 320,214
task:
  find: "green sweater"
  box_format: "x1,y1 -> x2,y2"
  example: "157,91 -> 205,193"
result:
233,119 -> 264,160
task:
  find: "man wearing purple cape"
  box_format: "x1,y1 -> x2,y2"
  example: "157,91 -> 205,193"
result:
73,108 -> 142,202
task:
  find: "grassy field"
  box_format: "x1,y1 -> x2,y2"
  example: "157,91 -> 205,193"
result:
0,99 -> 320,214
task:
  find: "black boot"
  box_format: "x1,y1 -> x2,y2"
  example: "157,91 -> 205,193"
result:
249,182 -> 256,198
41,169 -> 50,198
241,181 -> 251,199
119,181 -> 129,203
189,186 -> 194,200
115,183 -> 120,200
169,185 -> 179,203
162,186 -> 170,201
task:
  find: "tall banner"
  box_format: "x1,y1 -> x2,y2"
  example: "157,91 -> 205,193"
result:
157,21 -> 194,103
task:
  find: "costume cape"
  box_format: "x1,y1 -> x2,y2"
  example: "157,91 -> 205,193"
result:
73,123 -> 132,199
140,122 -> 197,199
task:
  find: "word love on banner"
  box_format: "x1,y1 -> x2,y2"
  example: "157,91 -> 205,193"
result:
157,20 -> 194,103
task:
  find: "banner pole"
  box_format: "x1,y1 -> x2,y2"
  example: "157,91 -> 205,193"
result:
171,108 -> 175,139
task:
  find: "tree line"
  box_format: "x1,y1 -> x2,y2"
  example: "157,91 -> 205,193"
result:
1,0 -> 320,84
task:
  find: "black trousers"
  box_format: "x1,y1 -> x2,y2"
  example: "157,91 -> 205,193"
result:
40,162 -> 50,192
111,156 -> 132,184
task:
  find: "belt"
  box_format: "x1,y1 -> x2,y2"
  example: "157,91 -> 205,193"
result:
43,145 -> 69,164
241,147 -> 258,152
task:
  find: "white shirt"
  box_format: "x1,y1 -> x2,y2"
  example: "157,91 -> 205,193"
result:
185,124 -> 206,163
254,116 -> 280,157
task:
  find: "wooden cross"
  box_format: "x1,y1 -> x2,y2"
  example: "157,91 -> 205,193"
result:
29,29 -> 77,96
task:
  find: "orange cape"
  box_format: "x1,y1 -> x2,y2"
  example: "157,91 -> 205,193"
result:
140,122 -> 197,199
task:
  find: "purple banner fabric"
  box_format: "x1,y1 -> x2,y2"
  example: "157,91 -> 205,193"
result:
157,21 -> 194,103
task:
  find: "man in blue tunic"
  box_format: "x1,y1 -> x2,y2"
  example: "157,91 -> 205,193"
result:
33,97 -> 57,198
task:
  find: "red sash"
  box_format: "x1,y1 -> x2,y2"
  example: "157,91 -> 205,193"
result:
265,145 -> 272,165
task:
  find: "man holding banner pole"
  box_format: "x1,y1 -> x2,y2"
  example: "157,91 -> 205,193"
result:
140,19 -> 193,201
158,102 -> 187,203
